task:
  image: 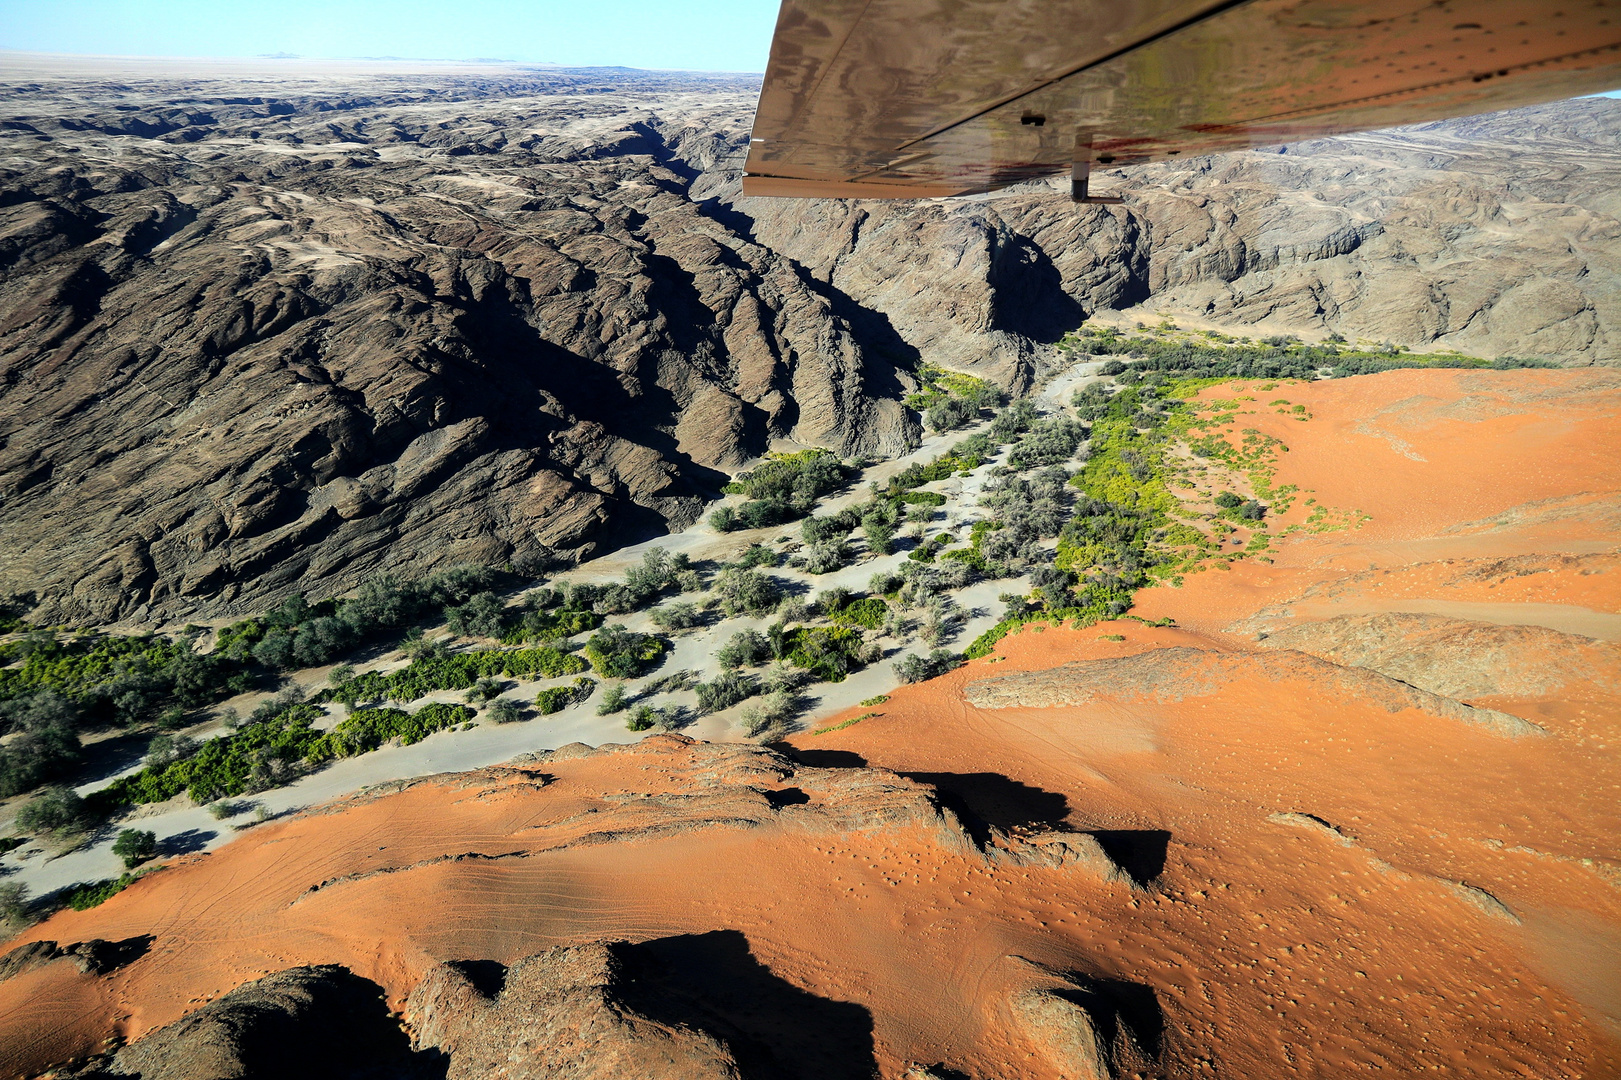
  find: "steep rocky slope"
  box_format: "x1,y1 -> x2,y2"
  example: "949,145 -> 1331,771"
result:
733,97 -> 1621,376
1,58 -> 1615,626
0,64 -> 913,624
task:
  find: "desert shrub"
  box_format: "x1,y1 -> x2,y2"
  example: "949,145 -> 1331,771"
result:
695,670 -> 761,714
926,395 -> 976,432
1098,359 -> 1127,376
716,630 -> 772,670
723,449 -> 851,514
66,874 -> 139,911
801,541 -> 850,575
785,626 -> 867,682
1006,416 -> 1085,470
16,786 -> 89,833
738,689 -> 805,737
831,597 -> 888,630
894,649 -> 964,684
446,592 -> 510,638
900,490 -> 946,507
91,701 -> 472,809
486,698 -> 525,724
625,704 -> 658,732
712,567 -> 781,617
596,683 -> 628,715
143,733 -> 197,769
331,646 -> 588,705
862,517 -> 896,556
583,625 -> 665,679
112,828 -> 157,869
737,543 -> 780,569
709,506 -> 738,532
534,677 -> 596,716
868,570 -> 904,595
736,499 -> 793,530
464,677 -> 507,703
649,602 -> 703,631
761,662 -> 811,694
0,882 -> 28,925
1214,491 -> 1242,509
1239,500 -> 1267,520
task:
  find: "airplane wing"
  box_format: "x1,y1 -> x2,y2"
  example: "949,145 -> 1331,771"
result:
741,0 -> 1621,200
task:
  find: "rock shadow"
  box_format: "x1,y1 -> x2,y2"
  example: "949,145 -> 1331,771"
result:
772,745 -> 867,769
622,929 -> 877,1080
1091,830 -> 1171,883
900,771 -> 1070,843
1057,975 -> 1166,1066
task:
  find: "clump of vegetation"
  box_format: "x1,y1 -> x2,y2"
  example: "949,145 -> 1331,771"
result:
327,645 -> 588,705
533,677 -> 597,716
906,364 -> 1004,432
710,450 -> 854,532
648,601 -> 703,632
829,596 -> 888,630
485,698 -> 525,724
738,689 -> 806,738
1062,324 -> 1554,380
711,567 -> 782,617
582,625 -> 666,679
894,649 -> 964,684
112,828 -> 157,869
736,543 -> 781,568
0,882 -> 29,926
784,625 -> 872,682
89,699 -> 473,811
716,629 -> 772,670
65,871 -> 150,911
16,786 -> 91,835
596,682 -> 629,715
695,670 -> 760,714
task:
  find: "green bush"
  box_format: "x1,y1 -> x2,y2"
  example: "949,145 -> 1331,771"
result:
712,568 -> 781,617
831,597 -> 888,630
716,630 -> 772,670
596,683 -> 628,715
695,670 -> 760,714
900,491 -> 946,507
16,786 -> 89,833
66,873 -> 139,911
534,677 -> 596,715
330,646 -> 588,705
894,649 -> 963,683
737,543 -> 781,568
583,626 -> 666,679
486,698 -> 525,724
785,626 -> 867,683
1214,491 -> 1242,509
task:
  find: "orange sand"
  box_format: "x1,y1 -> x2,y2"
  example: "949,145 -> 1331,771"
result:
2,367 -> 1617,1079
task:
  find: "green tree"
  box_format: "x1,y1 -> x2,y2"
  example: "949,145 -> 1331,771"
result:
112,828 -> 157,869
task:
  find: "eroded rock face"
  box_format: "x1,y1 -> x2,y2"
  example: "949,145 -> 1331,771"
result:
734,98 -> 1621,373
0,68 -> 915,623
97,964 -> 431,1080
408,944 -> 746,1080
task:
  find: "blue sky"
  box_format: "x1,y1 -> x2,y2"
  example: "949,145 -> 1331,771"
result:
0,0 -> 780,71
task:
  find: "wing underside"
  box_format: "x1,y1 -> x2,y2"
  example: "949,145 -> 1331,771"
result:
742,0 -> 1621,198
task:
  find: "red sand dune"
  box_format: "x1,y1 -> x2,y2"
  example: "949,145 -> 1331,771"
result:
2,368 -> 1617,1079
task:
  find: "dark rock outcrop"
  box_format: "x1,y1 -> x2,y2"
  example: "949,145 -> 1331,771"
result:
0,68 -> 913,624
92,964 -> 436,1079
407,944 -> 747,1080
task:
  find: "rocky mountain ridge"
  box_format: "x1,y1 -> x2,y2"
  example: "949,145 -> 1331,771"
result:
0,62 -> 1615,623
